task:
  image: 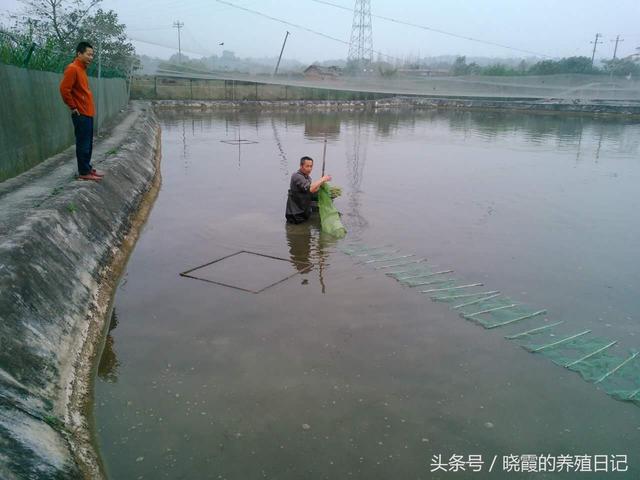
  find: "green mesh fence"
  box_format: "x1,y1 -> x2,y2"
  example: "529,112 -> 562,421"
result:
339,242 -> 640,409
318,183 -> 346,238
0,37 -> 127,77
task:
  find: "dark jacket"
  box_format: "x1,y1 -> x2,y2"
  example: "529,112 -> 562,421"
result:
286,170 -> 312,223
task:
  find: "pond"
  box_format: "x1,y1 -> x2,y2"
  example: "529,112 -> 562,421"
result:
94,108 -> 640,479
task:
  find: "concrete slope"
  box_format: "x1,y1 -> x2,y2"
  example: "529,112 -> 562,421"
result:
0,105 -> 142,236
0,101 -> 160,479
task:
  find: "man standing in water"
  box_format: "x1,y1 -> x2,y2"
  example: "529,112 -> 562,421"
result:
59,41 -> 104,181
285,156 -> 331,224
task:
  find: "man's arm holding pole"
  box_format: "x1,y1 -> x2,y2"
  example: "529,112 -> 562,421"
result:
310,174 -> 331,193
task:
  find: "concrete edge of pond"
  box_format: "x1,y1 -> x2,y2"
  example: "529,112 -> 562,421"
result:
149,98 -> 640,117
0,102 -> 161,479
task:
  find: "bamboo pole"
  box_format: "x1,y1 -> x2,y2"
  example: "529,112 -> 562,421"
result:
463,304 -> 518,319
421,283 -> 484,294
431,291 -> 499,301
595,352 -> 639,384
565,341 -> 618,368
453,293 -> 501,310
375,258 -> 427,270
486,310 -> 547,329
504,321 -> 564,340
529,330 -> 591,353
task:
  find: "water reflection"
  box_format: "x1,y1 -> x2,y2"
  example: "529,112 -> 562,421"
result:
445,109 -> 640,155
343,114 -> 369,235
156,108 -> 639,161
303,113 -> 340,140
285,219 -> 336,293
271,117 -> 290,177
374,110 -> 403,137
97,308 -> 120,383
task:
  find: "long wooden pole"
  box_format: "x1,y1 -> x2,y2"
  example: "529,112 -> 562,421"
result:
321,136 -> 327,176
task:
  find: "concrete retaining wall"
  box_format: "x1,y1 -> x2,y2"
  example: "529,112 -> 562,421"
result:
150,97 -> 640,117
0,105 -> 160,479
0,64 -> 128,183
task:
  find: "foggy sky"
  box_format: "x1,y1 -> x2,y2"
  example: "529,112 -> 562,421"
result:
2,0 -> 639,62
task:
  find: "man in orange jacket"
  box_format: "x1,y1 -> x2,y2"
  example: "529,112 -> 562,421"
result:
59,42 -> 104,181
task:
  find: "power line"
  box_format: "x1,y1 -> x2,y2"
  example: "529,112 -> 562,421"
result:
212,0 -> 400,63
127,35 -> 209,57
183,26 -> 216,57
126,26 -> 175,32
213,0 -> 350,47
310,0 -> 551,58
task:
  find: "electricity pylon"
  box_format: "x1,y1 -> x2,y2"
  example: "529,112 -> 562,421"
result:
347,0 -> 373,70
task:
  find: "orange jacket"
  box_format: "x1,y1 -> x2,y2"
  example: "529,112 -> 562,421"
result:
59,59 -> 95,117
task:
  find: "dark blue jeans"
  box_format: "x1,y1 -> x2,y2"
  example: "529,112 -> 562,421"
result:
71,114 -> 94,175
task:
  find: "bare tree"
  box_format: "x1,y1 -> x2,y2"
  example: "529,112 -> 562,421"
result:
18,0 -> 101,47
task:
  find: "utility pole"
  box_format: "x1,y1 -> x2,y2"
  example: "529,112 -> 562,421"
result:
611,35 -> 624,60
96,36 -> 102,136
273,30 -> 290,76
590,33 -> 603,66
173,21 -> 184,63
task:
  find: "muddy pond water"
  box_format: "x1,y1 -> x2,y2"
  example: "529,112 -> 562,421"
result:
94,109 -> 640,479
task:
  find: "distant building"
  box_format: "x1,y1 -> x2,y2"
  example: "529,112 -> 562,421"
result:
397,68 -> 450,77
304,65 -> 341,80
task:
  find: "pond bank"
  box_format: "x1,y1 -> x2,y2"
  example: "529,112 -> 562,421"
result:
0,102 -> 160,479
151,97 -> 640,117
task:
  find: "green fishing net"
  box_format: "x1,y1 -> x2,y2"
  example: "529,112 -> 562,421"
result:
504,325 -> 640,406
339,242 -> 640,408
318,183 -> 346,238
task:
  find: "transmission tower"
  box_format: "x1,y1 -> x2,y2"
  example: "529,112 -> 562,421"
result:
347,0 -> 373,69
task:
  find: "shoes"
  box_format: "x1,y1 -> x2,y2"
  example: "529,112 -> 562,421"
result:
91,169 -> 105,177
77,173 -> 102,181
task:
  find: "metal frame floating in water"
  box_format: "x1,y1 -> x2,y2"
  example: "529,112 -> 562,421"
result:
220,139 -> 259,145
180,250 -> 311,293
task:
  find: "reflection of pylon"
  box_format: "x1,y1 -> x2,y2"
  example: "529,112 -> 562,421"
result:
347,0 -> 373,68
345,116 -> 369,231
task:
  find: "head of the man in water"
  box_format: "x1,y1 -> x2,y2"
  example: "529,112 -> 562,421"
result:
299,156 -> 313,176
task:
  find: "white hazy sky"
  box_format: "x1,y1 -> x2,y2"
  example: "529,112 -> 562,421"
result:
2,0 -> 639,62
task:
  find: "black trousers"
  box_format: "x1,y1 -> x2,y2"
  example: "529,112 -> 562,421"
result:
71,114 -> 94,175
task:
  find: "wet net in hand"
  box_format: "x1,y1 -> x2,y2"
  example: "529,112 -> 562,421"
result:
318,183 -> 346,238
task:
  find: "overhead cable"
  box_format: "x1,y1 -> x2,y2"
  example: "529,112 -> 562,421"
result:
213,0 -> 400,62
310,0 -> 550,57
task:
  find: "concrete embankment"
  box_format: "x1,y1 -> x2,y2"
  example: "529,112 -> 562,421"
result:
0,102 -> 160,479
151,97 -> 640,116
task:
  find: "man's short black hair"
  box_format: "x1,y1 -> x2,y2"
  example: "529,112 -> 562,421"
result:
300,156 -> 313,166
76,42 -> 94,55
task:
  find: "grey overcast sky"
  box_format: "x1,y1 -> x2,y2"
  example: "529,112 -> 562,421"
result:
2,0 -> 639,61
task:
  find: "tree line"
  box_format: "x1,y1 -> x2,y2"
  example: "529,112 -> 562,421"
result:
1,0 -> 137,77
450,55 -> 640,77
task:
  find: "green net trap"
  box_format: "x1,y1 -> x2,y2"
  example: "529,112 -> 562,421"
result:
339,242 -> 640,409
318,183 -> 346,238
